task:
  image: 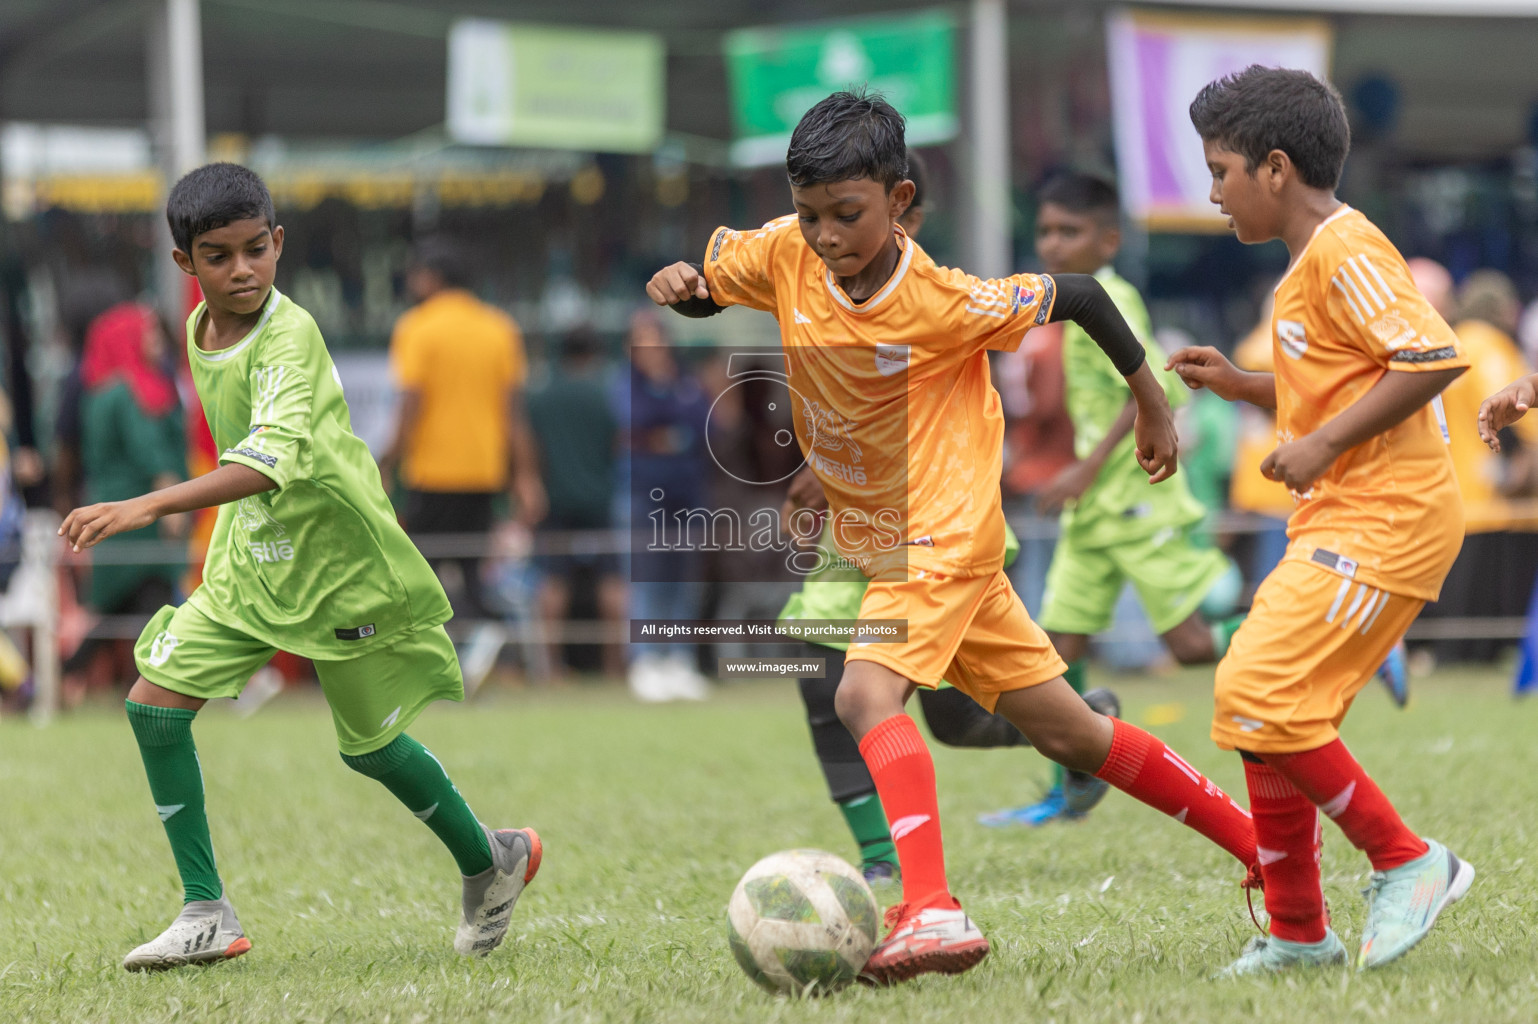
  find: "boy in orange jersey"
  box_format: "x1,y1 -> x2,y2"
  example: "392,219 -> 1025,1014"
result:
1168,66 -> 1475,975
647,90 -> 1258,984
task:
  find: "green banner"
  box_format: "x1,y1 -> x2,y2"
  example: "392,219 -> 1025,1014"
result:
448,19 -> 664,153
724,11 -> 958,167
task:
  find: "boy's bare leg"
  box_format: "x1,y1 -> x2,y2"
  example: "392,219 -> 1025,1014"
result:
994,680 -> 1258,869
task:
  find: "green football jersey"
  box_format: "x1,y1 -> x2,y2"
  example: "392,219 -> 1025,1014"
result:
1059,266 -> 1205,549
184,288 -> 452,659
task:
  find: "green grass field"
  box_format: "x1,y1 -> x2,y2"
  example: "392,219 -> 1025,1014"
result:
3,667 -> 1536,1023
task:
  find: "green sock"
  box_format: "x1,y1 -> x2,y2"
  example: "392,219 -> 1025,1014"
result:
1051,659 -> 1090,792
342,734 -> 492,876
1063,658 -> 1087,695
125,701 -> 222,902
1211,614 -> 1246,659
838,794 -> 896,868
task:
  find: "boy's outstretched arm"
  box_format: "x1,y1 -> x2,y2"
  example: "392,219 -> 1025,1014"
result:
1262,366 -> 1465,492
1478,373 -> 1538,452
1165,345 -> 1278,409
647,262 -> 724,318
59,463 -> 275,552
1048,274 -> 1178,484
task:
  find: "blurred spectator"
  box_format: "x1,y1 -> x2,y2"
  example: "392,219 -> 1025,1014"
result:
621,310 -> 710,701
1418,262 -> 1538,662
1228,291 -> 1294,595
50,268 -> 132,516
527,326 -> 624,677
62,303 -> 187,703
382,239 -> 547,686
0,390 -> 29,714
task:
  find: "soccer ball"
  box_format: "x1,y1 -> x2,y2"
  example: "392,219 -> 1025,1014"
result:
726,848 -> 881,995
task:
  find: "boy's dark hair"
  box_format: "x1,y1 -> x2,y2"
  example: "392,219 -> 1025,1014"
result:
905,149 -> 929,210
410,237 -> 471,289
166,162 -> 276,253
1189,65 -> 1350,190
1038,172 -> 1120,223
786,89 -> 907,191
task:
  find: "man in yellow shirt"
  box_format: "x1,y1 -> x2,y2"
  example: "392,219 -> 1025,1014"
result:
383,241 -> 545,673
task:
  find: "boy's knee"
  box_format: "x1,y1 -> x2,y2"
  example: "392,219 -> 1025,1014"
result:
340,734 -> 413,779
1168,634 -> 1214,665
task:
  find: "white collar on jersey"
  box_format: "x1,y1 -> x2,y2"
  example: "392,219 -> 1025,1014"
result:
822,227 -> 914,315
1274,205 -> 1354,293
192,287 -> 283,363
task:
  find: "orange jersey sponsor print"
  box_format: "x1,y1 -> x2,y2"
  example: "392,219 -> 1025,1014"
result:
703,216 -> 1056,579
1271,206 -> 1469,601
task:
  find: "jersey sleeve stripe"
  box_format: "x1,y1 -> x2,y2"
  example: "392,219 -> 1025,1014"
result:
1337,267 -> 1375,319
1345,257 -> 1386,312
1358,255 -> 1397,304
965,305 -> 1008,319
1331,276 -> 1368,324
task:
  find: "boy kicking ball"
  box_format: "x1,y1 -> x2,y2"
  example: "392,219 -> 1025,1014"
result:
1168,66 -> 1474,974
650,90 -> 1258,985
59,163 -> 540,971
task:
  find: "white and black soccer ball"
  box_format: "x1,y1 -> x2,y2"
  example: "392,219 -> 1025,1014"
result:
726,848 -> 880,995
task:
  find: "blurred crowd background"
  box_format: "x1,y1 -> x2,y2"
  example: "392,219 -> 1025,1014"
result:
6,0 -> 1538,716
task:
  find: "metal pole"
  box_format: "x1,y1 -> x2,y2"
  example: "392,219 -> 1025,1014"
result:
146,0 -> 206,322
966,0 -> 1011,278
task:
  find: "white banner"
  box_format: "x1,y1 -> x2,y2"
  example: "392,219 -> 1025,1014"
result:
1107,9 -> 1332,230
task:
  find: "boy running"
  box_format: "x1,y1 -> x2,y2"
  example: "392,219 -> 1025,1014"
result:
1168,67 -> 1474,974
59,164 -> 540,971
649,91 -> 1257,984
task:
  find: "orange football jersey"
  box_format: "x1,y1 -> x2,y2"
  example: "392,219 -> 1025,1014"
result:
703,216 -> 1056,579
1271,206 -> 1469,600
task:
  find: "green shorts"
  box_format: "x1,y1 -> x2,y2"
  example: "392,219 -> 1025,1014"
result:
134,603 -> 464,755
1039,525 -> 1232,636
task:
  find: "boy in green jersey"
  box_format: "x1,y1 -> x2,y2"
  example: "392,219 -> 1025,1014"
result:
59,164 -> 540,971
984,173 -> 1242,827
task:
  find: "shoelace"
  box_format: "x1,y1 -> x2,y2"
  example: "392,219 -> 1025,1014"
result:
1361,869 -> 1394,914
882,902 -> 908,934
1241,864 -> 1266,934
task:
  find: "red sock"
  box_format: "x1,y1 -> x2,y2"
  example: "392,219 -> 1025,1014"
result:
1245,759 -> 1326,943
1095,718 -> 1257,869
859,714 -> 953,911
1263,739 -> 1427,871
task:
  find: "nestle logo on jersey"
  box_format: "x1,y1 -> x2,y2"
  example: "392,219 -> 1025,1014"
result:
249,540 -> 295,562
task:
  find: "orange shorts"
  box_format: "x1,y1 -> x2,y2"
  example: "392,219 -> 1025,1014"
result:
1212,560 -> 1422,754
846,569 -> 1067,712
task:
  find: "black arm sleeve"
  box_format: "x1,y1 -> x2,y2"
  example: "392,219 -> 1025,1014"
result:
1047,273 -> 1146,377
668,262 -> 728,319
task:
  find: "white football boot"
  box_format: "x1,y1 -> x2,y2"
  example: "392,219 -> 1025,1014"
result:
455,825 -> 543,956
860,902 -> 990,985
122,895 -> 250,971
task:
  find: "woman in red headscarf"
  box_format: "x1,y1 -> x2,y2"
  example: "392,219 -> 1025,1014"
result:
64,303 -> 188,692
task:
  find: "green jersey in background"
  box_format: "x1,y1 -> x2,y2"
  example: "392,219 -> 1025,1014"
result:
1059,266 -> 1207,549
185,288 -> 452,659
